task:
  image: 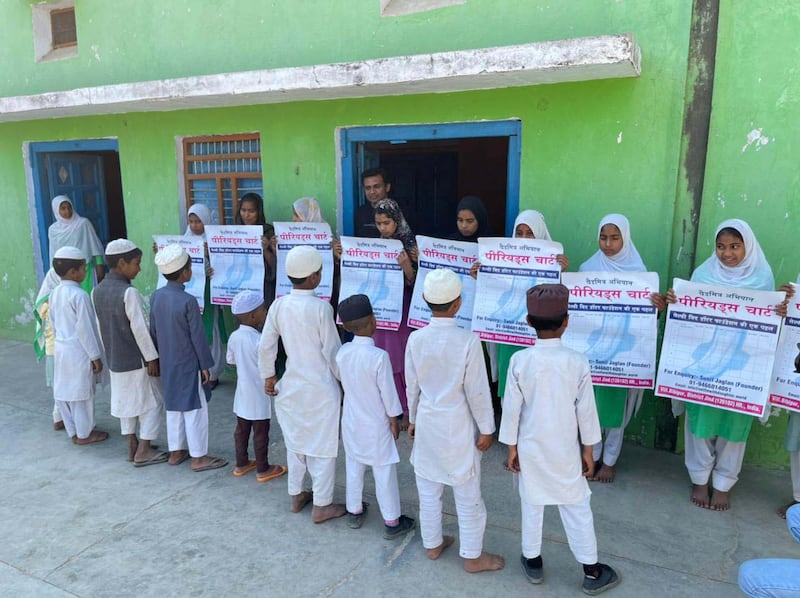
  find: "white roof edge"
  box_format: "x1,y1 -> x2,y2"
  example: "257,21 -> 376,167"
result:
0,34 -> 641,123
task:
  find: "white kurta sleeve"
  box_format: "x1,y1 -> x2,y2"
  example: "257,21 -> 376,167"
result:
319,303 -> 342,380
124,288 -> 158,362
377,351 -> 403,418
75,293 -> 102,361
226,337 -> 237,366
498,353 -> 523,446
575,361 -> 602,446
258,308 -> 280,379
404,336 -> 420,425
463,336 -> 495,435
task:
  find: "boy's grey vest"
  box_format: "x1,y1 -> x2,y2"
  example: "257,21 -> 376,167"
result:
93,272 -> 147,372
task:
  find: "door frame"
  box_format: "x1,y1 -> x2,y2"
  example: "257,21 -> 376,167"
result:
26,138 -> 119,281
337,119 -> 521,237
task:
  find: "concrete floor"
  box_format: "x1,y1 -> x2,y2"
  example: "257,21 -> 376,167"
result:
1,337 -> 796,597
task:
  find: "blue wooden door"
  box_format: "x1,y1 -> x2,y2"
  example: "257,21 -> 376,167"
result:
41,153 -> 109,263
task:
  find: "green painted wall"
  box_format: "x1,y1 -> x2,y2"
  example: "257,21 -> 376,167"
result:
692,1 -> 800,468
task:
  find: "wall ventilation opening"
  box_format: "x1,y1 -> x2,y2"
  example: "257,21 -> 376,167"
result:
33,0 -> 78,63
380,0 -> 465,17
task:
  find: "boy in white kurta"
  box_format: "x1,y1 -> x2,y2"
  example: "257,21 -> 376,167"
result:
336,294 -> 415,539
259,246 -> 345,523
93,239 -> 166,465
49,246 -> 108,445
228,290 -> 286,483
405,269 -> 504,573
499,284 -> 620,595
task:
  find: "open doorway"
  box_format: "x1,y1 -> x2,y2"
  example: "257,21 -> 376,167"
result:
340,120 -> 521,238
29,139 -> 126,276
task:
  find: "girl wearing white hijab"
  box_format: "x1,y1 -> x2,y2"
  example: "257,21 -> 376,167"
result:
292,197 -> 323,223
47,195 -> 105,292
183,203 -> 226,388
579,214 -> 664,483
666,219 -> 782,512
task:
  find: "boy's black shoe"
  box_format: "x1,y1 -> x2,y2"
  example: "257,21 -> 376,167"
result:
348,502 -> 368,529
383,514 -> 415,539
520,554 -> 543,584
582,563 -> 620,595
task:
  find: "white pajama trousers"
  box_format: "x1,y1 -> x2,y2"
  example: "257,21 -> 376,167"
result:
345,454 -> 400,522
208,307 -> 224,382
120,403 -> 163,440
52,401 -> 62,424
57,398 -> 95,439
592,389 -> 640,466
287,450 -> 336,507
416,472 -> 486,560
166,388 -> 208,457
521,497 -> 598,565
791,451 -> 800,502
684,424 -> 746,492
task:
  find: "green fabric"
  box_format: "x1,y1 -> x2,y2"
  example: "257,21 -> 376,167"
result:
32,294 -> 48,362
594,385 -> 627,428
81,255 -> 104,294
686,402 -> 753,442
497,343 -> 524,397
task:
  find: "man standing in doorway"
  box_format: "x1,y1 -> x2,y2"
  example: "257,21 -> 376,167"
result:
355,168 -> 391,238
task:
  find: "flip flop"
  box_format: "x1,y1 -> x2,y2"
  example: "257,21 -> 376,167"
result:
192,456 -> 228,473
168,451 -> 190,466
133,451 -> 169,468
257,464 -> 287,483
233,460 -> 257,477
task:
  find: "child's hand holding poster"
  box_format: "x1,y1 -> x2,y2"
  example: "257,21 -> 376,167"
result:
561,271 -> 659,389
408,235 -> 478,329
153,235 -> 206,313
274,222 -> 334,301
471,237 -> 562,346
656,278 -> 785,418
339,236 -> 405,331
204,225 -> 265,306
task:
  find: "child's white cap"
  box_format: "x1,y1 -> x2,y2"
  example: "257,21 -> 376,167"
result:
105,239 -> 138,255
423,268 -> 462,304
286,245 -> 322,278
154,243 -> 189,275
231,290 -> 264,315
53,246 -> 84,260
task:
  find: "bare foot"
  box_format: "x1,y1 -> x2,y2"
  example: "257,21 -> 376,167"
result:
168,449 -> 189,465
710,489 -> 730,511
594,463 -> 616,483
690,483 -> 710,509
778,500 -> 800,519
134,441 -> 164,463
291,491 -> 313,513
399,413 -> 410,432
127,435 -> 138,462
53,421 -> 65,431
312,503 -> 347,523
464,551 -> 506,573
74,430 -> 109,445
427,535 -> 455,560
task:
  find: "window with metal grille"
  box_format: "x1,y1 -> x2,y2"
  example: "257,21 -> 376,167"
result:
183,134 -> 263,225
50,7 -> 77,48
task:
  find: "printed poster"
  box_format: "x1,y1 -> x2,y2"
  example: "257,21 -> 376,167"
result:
655,278 -> 784,418
408,235 -> 478,329
561,272 -> 659,389
338,236 -> 405,331
204,225 -> 265,306
471,237 -> 563,346
769,284 -> 800,413
152,235 -> 206,313
274,221 -> 334,301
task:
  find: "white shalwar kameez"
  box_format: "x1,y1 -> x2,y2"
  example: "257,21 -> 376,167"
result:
337,336 -> 403,520
50,280 -> 103,440
98,287 -> 164,440
405,318 -> 495,559
499,338 -> 602,564
258,289 -> 341,506
227,325 -> 271,421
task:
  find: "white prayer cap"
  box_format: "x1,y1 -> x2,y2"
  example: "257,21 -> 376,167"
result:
53,246 -> 85,260
286,245 -> 322,278
231,290 -> 264,315
154,243 -> 189,275
105,238 -> 138,255
423,268 -> 462,304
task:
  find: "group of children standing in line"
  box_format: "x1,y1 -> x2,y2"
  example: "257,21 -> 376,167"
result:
33,183 -> 800,594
